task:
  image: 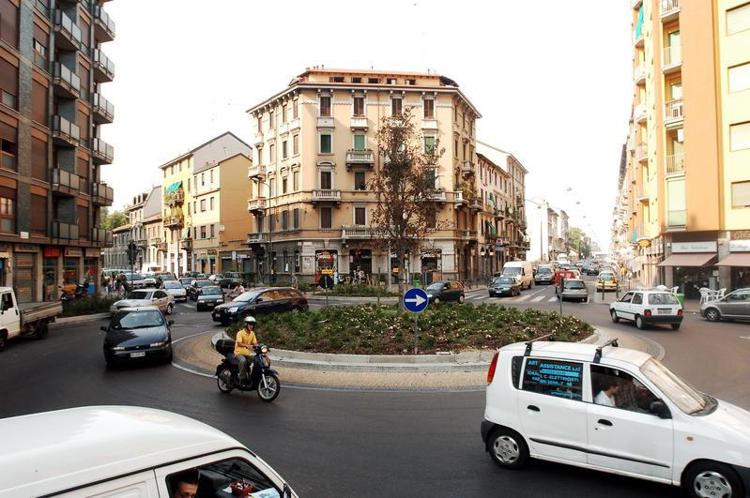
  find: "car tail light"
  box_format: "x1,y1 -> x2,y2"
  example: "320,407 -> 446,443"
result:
644,309 -> 652,317
677,309 -> 683,317
487,351 -> 500,384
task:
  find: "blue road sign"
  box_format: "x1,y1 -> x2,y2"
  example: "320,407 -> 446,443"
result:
403,287 -> 429,314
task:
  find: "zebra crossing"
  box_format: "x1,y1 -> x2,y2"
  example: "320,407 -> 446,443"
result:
466,285 -> 593,306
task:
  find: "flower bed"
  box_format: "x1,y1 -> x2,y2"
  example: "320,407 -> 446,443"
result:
312,285 -> 399,297
226,303 -> 593,355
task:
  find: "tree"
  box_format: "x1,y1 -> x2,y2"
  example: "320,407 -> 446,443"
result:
568,227 -> 592,259
370,108 -> 446,298
101,208 -> 128,230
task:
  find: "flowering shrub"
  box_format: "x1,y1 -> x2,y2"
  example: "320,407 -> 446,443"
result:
226,303 -> 593,354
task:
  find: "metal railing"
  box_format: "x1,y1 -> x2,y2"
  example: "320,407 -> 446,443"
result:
91,138 -> 114,163
246,232 -> 268,244
247,198 -> 267,211
666,153 -> 685,174
346,149 -> 374,165
312,189 -> 341,202
634,64 -> 645,83
52,221 -> 79,240
52,63 -> 80,96
91,227 -> 112,246
92,182 -> 114,204
667,209 -> 686,228
93,93 -> 114,122
665,100 -> 684,122
52,115 -> 80,142
459,229 -> 478,240
663,45 -> 682,68
93,49 -> 115,80
93,4 -> 116,39
661,0 -> 679,17
51,168 -> 81,191
341,225 -> 377,239
636,143 -> 647,162
54,9 -> 82,47
248,164 -> 267,178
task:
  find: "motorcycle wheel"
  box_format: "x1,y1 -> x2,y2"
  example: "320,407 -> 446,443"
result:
257,373 -> 280,402
217,368 -> 234,393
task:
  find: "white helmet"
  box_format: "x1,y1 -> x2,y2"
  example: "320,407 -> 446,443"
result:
244,316 -> 256,326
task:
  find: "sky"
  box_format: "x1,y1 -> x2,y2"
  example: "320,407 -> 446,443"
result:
101,0 -> 634,250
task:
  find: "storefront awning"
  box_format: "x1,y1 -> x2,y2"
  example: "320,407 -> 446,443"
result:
658,253 -> 716,267
717,253 -> 750,267
165,181 -> 182,194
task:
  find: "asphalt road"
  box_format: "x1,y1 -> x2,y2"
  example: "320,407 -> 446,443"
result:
0,286 -> 747,497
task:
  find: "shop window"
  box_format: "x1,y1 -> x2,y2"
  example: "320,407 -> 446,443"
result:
14,253 -> 35,303
43,257 -> 57,301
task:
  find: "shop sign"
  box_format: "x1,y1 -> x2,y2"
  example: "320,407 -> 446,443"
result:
732,231 -> 750,240
316,251 -> 334,261
43,247 -> 61,258
671,241 -> 717,253
729,240 -> 750,252
64,248 -> 83,257
85,248 -> 100,258
14,243 -> 38,253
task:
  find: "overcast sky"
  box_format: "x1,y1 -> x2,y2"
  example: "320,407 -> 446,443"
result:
102,0 -> 633,249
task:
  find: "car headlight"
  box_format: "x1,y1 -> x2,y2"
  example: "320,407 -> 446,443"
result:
427,294 -> 433,298
111,346 -> 125,351
261,346 -> 269,354
150,341 -> 167,347
229,307 -> 238,313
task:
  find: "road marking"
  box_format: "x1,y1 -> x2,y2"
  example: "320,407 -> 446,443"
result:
514,294 -> 532,303
741,336 -> 750,341
532,296 -> 545,303
548,297 -> 558,303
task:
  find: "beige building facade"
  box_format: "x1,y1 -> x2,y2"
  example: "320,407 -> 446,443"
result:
614,0 -> 750,297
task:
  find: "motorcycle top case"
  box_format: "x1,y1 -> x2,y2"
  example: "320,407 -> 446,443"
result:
215,338 -> 236,355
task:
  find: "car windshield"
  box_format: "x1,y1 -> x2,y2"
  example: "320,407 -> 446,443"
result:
202,287 -> 223,296
124,273 -> 143,281
537,268 -> 552,274
426,283 -> 446,291
641,358 -> 707,415
195,280 -> 212,287
599,273 -> 614,280
564,280 -> 586,289
126,291 -> 151,300
233,291 -> 261,302
503,267 -> 522,276
179,278 -> 192,285
648,293 -> 679,305
493,277 -> 514,284
164,281 -> 182,289
110,310 -> 165,330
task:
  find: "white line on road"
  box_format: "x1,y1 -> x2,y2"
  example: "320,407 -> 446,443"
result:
532,296 -> 545,303
548,297 -> 558,303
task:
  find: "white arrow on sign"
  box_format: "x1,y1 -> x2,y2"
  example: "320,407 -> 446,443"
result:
405,295 -> 426,307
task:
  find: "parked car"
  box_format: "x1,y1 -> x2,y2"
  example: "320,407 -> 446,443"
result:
186,279 -> 213,301
552,269 -> 576,286
220,272 -> 247,289
481,339 -> 750,498
501,261 -> 534,290
178,277 -> 194,289
534,266 -> 554,285
212,287 -> 308,325
140,273 -> 159,288
121,271 -> 147,289
196,285 -> 225,311
155,271 -> 177,282
596,271 -> 619,291
584,264 -> 600,276
558,278 -> 589,302
0,405 -> 298,497
488,276 -> 521,298
102,307 -> 173,366
701,288 -> 750,322
425,281 -> 466,304
110,289 -> 174,316
163,280 -> 187,302
0,287 -> 61,352
610,290 -> 683,330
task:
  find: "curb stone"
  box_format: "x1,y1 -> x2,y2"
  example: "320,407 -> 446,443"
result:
52,312 -> 110,326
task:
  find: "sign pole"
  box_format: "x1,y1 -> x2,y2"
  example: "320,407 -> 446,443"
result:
413,314 -> 419,355
559,277 -> 564,316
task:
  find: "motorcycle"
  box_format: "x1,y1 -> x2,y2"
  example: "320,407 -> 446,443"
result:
215,341 -> 281,402
59,282 -> 89,301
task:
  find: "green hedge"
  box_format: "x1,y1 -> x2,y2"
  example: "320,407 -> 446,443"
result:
62,296 -> 119,317
226,303 -> 593,354
312,285 -> 399,297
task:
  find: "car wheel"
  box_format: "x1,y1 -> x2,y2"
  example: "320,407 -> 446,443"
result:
671,323 -> 681,330
610,310 -> 619,323
197,304 -> 203,312
458,294 -> 465,304
34,321 -> 49,340
635,315 -> 646,330
488,292 -> 493,298
488,428 -> 529,470
683,461 -> 744,498
0,331 -> 6,352
166,303 -> 173,315
704,308 -> 721,322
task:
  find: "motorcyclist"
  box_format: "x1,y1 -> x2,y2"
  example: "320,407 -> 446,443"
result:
234,316 -> 258,385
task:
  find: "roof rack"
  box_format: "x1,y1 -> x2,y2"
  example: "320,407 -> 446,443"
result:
524,334 -> 554,356
593,338 -> 619,364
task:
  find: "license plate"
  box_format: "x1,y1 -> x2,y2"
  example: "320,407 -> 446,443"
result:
657,308 -> 672,315
130,352 -> 146,358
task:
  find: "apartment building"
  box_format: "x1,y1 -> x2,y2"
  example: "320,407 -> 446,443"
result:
190,153 -> 252,274
0,0 -> 115,301
158,132 -> 251,276
141,186 -> 162,272
245,68 -> 485,285
103,223 -> 130,271
618,0 -> 750,297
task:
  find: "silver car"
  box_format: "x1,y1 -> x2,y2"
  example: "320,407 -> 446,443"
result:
558,279 -> 589,302
163,280 -> 187,302
110,289 -> 174,315
701,288 -> 750,322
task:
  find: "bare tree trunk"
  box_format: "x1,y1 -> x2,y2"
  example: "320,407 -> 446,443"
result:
398,247 -> 407,305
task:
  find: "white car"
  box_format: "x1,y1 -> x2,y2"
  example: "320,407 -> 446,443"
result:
0,406 -> 297,497
111,289 -> 174,315
163,279 -> 188,302
610,290 -> 683,330
481,339 -> 750,498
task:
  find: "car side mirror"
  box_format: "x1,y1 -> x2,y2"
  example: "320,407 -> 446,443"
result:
168,320 -> 174,326
649,400 -> 672,419
100,326 -> 108,332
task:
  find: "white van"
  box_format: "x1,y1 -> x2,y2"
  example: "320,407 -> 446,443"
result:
0,406 -> 297,498
501,261 -> 534,290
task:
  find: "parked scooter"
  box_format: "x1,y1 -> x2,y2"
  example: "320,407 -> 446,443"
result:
59,282 -> 89,301
215,342 -> 281,402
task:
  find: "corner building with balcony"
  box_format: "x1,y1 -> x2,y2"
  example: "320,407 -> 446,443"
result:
0,0 -> 115,302
245,68 -> 488,285
619,0 -> 750,297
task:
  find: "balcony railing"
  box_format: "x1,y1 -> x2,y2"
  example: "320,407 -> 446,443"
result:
317,116 -> 334,128
633,30 -> 644,47
247,197 -> 267,212
470,198 -> 483,211
51,168 -> 81,195
158,241 -> 168,252
429,190 -> 447,202
459,229 -> 478,241
92,182 -> 114,205
52,63 -> 80,99
662,45 -> 682,72
166,189 -> 184,207
91,227 -> 112,246
634,64 -> 646,84
661,0 -> 679,20
341,225 -> 377,240
93,4 -> 115,42
453,190 -> 465,207
246,232 -> 268,244
248,164 -> 267,179
636,185 -> 648,201
350,116 -> 367,130
667,209 -> 686,228
54,10 -> 82,50
91,138 -> 114,164
52,220 -> 79,240
461,161 -> 474,177
312,189 -> 342,203
666,154 -> 685,175
422,118 -> 438,131
164,216 -> 184,229
665,100 -> 684,124
635,143 -> 647,162
93,49 -> 115,82
346,149 -> 374,170
181,238 -> 193,251
92,93 -> 114,124
634,103 -> 647,123
52,115 -> 80,146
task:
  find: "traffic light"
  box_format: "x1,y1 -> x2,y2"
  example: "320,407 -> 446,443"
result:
127,241 -> 138,266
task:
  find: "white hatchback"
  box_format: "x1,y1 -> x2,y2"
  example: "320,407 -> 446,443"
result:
0,406 -> 297,498
610,290 -> 683,330
481,339 -> 750,498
